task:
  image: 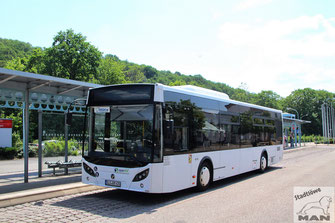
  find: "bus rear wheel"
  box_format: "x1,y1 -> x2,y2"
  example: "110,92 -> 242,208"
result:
259,153 -> 267,173
196,162 -> 212,191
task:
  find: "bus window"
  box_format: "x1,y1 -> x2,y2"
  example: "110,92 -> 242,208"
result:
172,105 -> 189,152
163,105 -> 174,154
153,104 -> 162,162
231,125 -> 241,149
86,104 -> 155,164
202,111 -> 221,150
163,100 -> 198,155
240,111 -> 254,148
220,112 -> 241,149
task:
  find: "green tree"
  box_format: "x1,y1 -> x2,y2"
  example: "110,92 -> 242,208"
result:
231,88 -> 255,103
4,48 -> 45,74
142,65 -> 158,79
0,38 -> 33,67
169,80 -> 187,86
43,29 -> 102,81
4,57 -> 27,71
25,48 -> 45,73
96,57 -> 126,85
252,90 -> 282,109
283,88 -> 335,135
124,64 -> 147,83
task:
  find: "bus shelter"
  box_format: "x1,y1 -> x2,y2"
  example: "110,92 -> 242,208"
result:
0,68 -> 103,182
283,113 -> 311,148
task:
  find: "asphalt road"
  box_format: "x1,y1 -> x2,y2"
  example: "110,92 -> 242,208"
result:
1,145 -> 335,223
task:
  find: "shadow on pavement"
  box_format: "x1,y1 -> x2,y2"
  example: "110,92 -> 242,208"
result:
0,172 -> 81,194
50,166 -> 281,219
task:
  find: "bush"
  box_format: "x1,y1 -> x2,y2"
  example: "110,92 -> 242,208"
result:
301,135 -> 315,143
44,141 -> 62,157
0,134 -> 81,159
0,147 -> 18,159
43,138 -> 81,157
299,135 -> 334,144
16,147 -> 38,158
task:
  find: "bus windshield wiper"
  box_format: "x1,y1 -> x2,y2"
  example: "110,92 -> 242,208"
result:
107,153 -> 145,166
124,154 -> 145,166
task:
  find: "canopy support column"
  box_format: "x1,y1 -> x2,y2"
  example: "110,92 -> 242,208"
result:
38,109 -> 43,177
23,89 -> 29,183
64,113 -> 69,175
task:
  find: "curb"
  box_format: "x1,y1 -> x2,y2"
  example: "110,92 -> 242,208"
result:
283,143 -> 335,154
284,147 -> 306,153
283,144 -> 316,154
0,183 -> 102,208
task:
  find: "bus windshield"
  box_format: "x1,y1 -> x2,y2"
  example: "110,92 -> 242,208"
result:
85,104 -> 154,166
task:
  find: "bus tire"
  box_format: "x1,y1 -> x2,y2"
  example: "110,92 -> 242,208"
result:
259,152 -> 268,173
196,161 -> 212,191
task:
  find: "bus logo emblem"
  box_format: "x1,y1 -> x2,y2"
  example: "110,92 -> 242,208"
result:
114,168 -> 129,174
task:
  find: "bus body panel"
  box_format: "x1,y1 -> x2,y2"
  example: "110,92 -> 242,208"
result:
162,154 -> 192,193
83,144 -> 283,193
150,163 -> 164,193
221,149 -> 241,178
82,158 -> 153,193
159,144 -> 283,193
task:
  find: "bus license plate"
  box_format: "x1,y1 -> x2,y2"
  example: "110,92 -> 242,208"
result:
105,180 -> 121,187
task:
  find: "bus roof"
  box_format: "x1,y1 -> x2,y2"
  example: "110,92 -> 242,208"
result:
159,84 -> 282,114
88,83 -> 282,114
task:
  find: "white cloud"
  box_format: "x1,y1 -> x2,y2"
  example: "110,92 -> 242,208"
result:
88,14 -> 335,98
211,15 -> 335,96
235,0 -> 273,11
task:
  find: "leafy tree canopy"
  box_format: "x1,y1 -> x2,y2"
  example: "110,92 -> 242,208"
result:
283,88 -> 335,135
0,38 -> 34,67
251,90 -> 282,109
96,57 -> 126,85
43,29 -> 102,82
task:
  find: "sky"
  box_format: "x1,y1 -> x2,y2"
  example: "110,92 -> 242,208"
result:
1,0 -> 335,97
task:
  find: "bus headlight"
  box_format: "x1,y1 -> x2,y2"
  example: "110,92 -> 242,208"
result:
132,169 -> 149,182
83,162 -> 95,177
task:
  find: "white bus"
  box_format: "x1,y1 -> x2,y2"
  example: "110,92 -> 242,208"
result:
82,84 -> 283,193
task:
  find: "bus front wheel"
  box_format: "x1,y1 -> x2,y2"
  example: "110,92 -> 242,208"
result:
196,161 -> 212,191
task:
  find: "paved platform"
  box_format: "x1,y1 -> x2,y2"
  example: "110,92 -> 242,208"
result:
0,166 -> 101,208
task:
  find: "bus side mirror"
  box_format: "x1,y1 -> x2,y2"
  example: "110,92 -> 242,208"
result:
163,120 -> 174,135
66,112 -> 73,126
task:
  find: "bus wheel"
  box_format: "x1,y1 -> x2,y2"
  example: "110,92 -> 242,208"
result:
196,162 -> 212,191
259,153 -> 267,173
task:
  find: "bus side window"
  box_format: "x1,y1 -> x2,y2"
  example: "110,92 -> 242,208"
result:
173,107 -> 189,152
163,102 -> 190,154
163,105 -> 174,155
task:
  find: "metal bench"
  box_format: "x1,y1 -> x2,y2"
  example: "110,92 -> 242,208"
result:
45,160 -> 82,175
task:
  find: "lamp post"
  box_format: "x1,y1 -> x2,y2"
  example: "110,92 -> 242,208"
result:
287,107 -> 299,120
321,99 -> 334,144
300,114 -> 308,120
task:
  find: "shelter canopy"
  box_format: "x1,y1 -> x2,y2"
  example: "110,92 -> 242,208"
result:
0,68 -> 102,98
0,68 -> 104,183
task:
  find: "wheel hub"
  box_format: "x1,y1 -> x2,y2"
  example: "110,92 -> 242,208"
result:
261,156 -> 267,170
200,166 -> 210,187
